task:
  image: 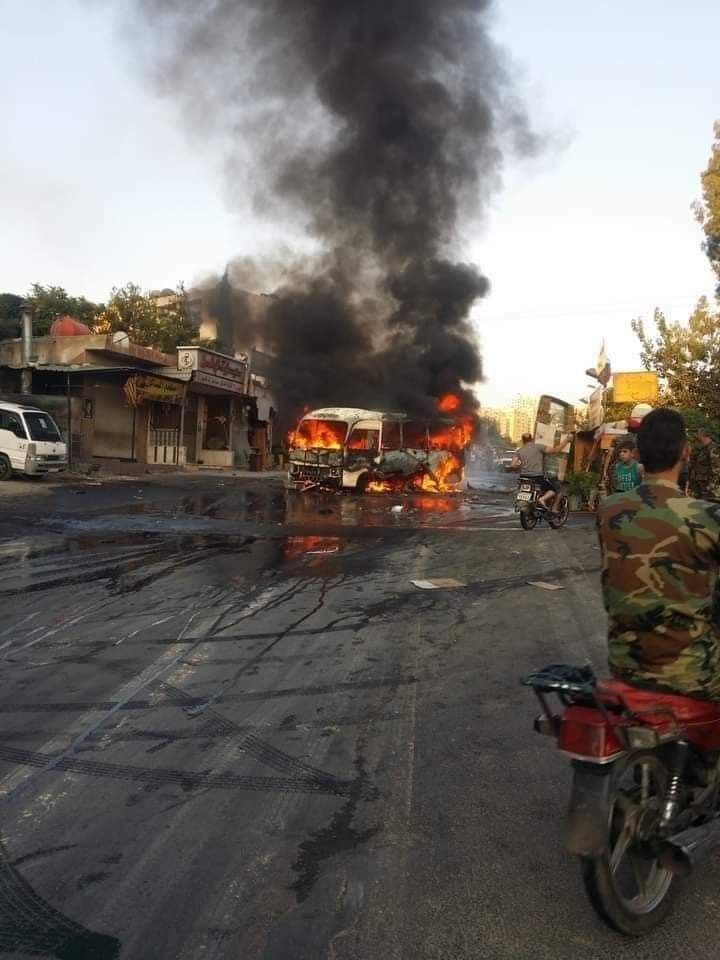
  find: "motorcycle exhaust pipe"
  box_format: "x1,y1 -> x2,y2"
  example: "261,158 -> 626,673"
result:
658,818 -> 720,877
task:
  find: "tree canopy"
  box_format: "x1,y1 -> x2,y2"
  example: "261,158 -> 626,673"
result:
693,120 -> 720,295
632,298 -> 720,421
93,283 -> 201,354
27,284 -> 101,335
0,293 -> 23,340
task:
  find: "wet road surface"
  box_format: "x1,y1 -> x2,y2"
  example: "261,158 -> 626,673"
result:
1,474 -> 719,959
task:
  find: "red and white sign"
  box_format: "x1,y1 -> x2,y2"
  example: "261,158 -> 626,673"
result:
177,347 -> 248,394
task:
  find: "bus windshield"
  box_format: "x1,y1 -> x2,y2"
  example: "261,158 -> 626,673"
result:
292,419 -> 348,450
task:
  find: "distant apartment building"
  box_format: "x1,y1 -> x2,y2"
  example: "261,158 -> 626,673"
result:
510,394 -> 538,444
481,407 -> 509,443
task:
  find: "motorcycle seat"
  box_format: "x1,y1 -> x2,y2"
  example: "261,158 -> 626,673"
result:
598,678 -> 720,723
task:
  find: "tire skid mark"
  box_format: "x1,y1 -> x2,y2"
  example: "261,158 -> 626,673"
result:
158,681 -> 347,788
0,675 -> 420,714
39,618 -> 368,649
0,541 -> 232,599
4,710 -> 404,743
0,581 -> 337,806
0,598 -> 221,807
0,595 -> 112,657
0,745 -> 354,797
0,837 -> 120,959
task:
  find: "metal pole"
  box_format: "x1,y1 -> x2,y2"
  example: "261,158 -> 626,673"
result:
131,406 -> 136,462
178,387 -> 186,467
66,373 -> 73,470
19,303 -> 33,395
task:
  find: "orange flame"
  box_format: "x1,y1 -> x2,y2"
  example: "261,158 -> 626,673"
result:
366,452 -> 464,495
289,419 -> 345,450
438,393 -> 461,413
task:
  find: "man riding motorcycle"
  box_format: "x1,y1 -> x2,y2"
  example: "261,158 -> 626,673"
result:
511,431 -> 572,514
598,408 -> 720,698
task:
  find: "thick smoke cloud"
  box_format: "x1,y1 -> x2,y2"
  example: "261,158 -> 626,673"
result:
131,0 -> 536,424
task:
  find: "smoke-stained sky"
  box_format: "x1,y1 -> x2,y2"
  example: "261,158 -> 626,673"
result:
125,0 -> 539,421
1,0 -> 718,407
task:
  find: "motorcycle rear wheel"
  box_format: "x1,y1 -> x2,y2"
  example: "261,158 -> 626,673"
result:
519,507 -> 538,530
580,751 -> 675,936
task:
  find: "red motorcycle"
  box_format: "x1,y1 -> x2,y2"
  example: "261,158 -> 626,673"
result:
523,665 -> 720,936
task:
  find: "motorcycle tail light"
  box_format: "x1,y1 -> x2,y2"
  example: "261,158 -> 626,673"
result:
558,706 -> 626,760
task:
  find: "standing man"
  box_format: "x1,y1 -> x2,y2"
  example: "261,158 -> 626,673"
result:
688,427 -> 720,501
597,409 -> 720,697
511,431 -> 572,513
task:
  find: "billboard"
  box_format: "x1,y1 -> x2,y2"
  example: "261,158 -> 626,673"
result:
613,372 -> 658,404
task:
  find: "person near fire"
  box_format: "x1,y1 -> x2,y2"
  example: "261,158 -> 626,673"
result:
511,432 -> 572,513
687,426 -> 720,502
597,408 -> 720,698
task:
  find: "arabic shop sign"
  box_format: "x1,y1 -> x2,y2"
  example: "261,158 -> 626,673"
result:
124,374 -> 185,406
177,346 -> 248,392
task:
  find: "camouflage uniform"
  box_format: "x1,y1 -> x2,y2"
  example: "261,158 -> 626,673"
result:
688,441 -> 720,501
597,479 -> 720,698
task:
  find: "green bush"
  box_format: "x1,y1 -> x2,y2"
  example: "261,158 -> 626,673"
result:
567,470 -> 600,500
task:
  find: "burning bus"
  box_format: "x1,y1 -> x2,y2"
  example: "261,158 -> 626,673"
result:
287,403 -> 472,494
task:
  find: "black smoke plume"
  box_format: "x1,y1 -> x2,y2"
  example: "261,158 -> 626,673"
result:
131,0 -> 536,425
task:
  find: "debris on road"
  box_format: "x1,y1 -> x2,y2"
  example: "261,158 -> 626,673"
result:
527,581 -> 564,591
411,577 -> 466,589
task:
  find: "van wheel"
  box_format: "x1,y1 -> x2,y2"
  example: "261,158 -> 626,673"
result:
0,455 -> 11,481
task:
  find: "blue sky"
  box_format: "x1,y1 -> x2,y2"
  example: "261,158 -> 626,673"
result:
1,0 -> 718,407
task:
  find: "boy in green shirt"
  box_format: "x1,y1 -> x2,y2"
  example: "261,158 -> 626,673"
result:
612,440 -> 643,492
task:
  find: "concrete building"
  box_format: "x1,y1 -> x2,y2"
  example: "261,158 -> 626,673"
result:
0,330 -> 263,470
481,407 -> 513,444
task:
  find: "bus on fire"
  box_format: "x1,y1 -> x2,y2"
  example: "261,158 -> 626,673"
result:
287,407 -> 470,493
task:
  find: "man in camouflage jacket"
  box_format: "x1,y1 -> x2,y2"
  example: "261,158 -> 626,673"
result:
687,427 -> 720,501
597,409 -> 720,698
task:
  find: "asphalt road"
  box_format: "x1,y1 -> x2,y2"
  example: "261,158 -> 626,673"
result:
1,473 -> 719,959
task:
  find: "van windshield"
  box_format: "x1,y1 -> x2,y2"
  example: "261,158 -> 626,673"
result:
23,412 -> 62,442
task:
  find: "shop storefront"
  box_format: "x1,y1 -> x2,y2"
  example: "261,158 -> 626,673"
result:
123,372 -> 187,465
169,347 -> 251,467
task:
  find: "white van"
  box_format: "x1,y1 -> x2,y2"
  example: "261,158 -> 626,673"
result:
0,402 -> 68,480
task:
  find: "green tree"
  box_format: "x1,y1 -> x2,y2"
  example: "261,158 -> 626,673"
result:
0,293 -> 23,340
631,298 -> 720,420
693,121 -> 720,295
94,282 -> 202,353
154,283 -> 204,353
27,283 -> 100,334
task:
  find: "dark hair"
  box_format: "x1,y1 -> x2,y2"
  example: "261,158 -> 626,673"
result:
617,439 -> 635,452
637,408 -> 687,473
521,433 -> 533,442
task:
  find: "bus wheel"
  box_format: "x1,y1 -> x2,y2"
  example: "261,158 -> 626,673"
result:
354,474 -> 369,495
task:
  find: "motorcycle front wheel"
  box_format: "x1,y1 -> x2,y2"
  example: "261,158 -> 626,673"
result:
519,506 -> 538,530
580,751 -> 675,936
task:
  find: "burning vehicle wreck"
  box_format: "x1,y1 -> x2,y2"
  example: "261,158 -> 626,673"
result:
287,403 -> 471,494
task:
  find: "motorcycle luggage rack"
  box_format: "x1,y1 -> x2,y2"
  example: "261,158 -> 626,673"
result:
521,664 -> 685,748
